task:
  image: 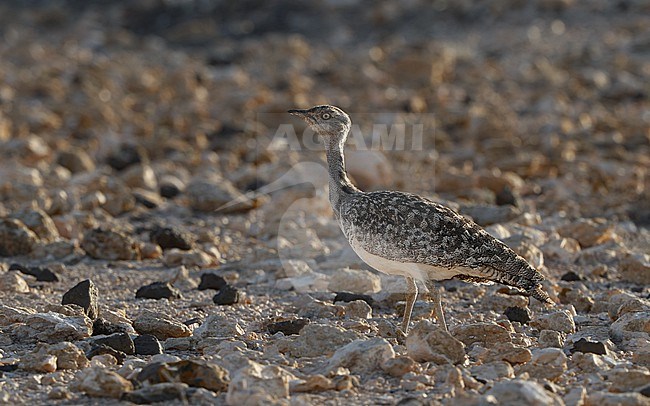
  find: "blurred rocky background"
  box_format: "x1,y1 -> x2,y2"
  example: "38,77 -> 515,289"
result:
0,0 -> 648,404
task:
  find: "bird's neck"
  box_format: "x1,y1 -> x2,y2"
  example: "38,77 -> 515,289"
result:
324,134 -> 358,216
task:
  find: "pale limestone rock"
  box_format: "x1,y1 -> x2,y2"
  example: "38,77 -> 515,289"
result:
328,268 -> 381,294
133,310 -> 191,340
483,380 -> 564,405
226,361 -> 293,405
325,337 -> 395,374
531,310 -> 576,334
74,367 -> 133,398
406,320 -> 466,365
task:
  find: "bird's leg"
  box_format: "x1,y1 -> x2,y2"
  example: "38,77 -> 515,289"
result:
431,284 -> 448,332
400,276 -> 418,336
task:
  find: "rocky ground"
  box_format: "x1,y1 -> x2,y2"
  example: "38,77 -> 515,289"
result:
0,0 -> 649,404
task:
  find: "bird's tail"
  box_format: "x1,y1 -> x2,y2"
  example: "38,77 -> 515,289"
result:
528,284 -> 554,305
469,262 -> 554,305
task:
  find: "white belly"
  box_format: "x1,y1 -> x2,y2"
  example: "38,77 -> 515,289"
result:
348,238 -> 460,282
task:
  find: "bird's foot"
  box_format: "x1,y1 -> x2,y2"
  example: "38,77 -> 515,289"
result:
396,328 -> 408,343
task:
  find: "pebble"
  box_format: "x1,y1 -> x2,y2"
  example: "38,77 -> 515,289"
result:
21,342 -> 89,372
135,281 -> 182,300
560,271 -> 583,281
212,285 -> 239,305
150,226 -> 194,251
134,334 -> 163,355
91,332 -> 135,355
56,149 -> 95,173
282,323 -> 361,358
381,356 -> 418,378
133,310 -> 192,340
557,219 -> 616,248
483,380 -> 564,405
504,306 -> 532,324
194,314 -> 245,339
470,361 -> 514,381
12,208 -> 59,242
62,279 -> 99,319
86,345 -> 126,364
92,317 -> 127,336
73,366 -> 133,398
9,263 -> 58,282
325,337 -> 395,374
538,330 -> 564,348
123,382 -> 189,404
345,300 -> 372,319
619,252 -> 650,285
267,319 -> 310,336
81,228 -> 140,260
328,267 -> 382,294
17,311 -> 92,343
586,391 -> 649,406
136,359 -> 229,392
290,374 -> 335,393
478,342 -> 533,365
226,361 -> 292,405
571,338 -> 607,355
519,348 -> 568,381
186,178 -> 253,213
606,368 -> 650,393
405,320 -> 466,364
0,271 -> 30,293
0,219 -> 39,256
609,311 -> 650,350
451,322 -> 512,346
106,144 -> 144,171
163,248 -> 214,268
198,272 -> 227,290
484,293 -> 529,312
159,183 -> 182,199
531,310 -> 576,334
333,291 -> 375,306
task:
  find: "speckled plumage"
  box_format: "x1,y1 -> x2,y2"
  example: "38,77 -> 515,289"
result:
289,105 -> 552,333
339,190 -> 550,302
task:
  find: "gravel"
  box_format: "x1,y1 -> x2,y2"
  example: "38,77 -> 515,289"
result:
0,0 -> 648,404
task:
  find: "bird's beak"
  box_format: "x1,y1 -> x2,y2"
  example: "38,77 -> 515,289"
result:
288,109 -> 309,117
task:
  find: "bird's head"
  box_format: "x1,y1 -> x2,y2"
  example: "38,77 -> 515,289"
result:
288,105 -> 351,144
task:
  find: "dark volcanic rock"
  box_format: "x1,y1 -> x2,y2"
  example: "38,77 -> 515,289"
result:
570,338 -> 607,355
134,334 -> 163,355
333,292 -> 375,306
136,360 -> 229,392
9,264 -> 59,282
92,332 -> 135,355
124,383 -> 188,404
62,279 -> 99,319
504,306 -> 532,324
92,317 -> 128,336
640,384 -> 650,397
198,273 -> 227,291
9,263 -> 58,282
86,344 -> 126,364
160,183 -> 182,199
107,143 -> 144,171
495,186 -> 522,207
136,281 -> 182,300
150,227 -> 194,250
560,271 -> 583,282
212,285 -> 239,305
267,318 -> 310,335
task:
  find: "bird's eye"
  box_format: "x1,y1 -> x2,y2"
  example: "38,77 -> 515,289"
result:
322,113 -> 331,120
